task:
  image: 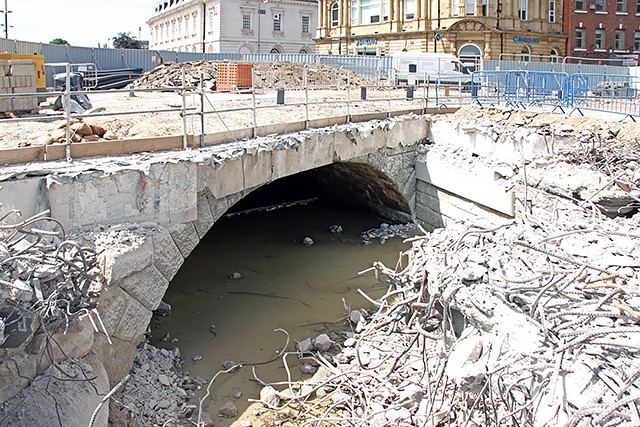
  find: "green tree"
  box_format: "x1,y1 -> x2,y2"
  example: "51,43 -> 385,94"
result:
50,38 -> 70,45
112,32 -> 143,49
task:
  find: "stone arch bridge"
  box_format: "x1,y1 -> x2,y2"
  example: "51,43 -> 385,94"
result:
0,113 -> 521,424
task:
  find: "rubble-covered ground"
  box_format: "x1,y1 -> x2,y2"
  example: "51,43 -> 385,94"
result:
108,121 -> 640,426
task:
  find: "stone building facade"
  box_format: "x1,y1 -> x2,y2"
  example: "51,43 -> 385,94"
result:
563,0 -> 640,63
315,0 -> 567,62
147,0 -> 318,54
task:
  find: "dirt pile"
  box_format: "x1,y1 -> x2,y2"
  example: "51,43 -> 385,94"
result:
128,60 -> 377,90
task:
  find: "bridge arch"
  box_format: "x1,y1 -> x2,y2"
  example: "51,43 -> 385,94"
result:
14,117 -> 427,385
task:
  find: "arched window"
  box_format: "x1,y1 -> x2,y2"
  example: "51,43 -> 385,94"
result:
270,47 -> 281,53
458,44 -> 482,70
550,49 -> 559,62
331,3 -> 339,27
520,45 -> 530,61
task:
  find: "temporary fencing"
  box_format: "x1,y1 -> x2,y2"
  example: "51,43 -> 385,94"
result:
461,70 -> 640,118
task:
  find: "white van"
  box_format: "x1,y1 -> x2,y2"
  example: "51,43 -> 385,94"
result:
392,52 -> 471,85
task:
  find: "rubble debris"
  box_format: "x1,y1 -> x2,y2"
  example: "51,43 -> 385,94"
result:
109,342 -> 198,427
0,208 -> 105,350
249,182 -> 640,426
128,60 -> 377,90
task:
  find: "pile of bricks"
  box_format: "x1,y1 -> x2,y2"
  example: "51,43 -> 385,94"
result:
0,60 -> 38,115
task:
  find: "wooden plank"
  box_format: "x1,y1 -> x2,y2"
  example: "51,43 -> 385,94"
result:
351,112 -> 389,123
44,144 -> 66,162
0,145 -> 44,165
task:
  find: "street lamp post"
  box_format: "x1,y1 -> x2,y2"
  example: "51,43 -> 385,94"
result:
257,0 -> 267,53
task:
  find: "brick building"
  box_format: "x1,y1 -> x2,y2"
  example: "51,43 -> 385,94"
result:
314,0 -> 567,62
563,0 -> 640,62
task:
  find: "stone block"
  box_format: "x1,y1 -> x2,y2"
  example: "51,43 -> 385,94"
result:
8,60 -> 35,76
169,222 -> 200,258
194,192 -> 214,238
98,285 -> 152,343
98,235 -> 154,284
243,150 -> 273,187
0,60 -> 9,76
271,133 -> 332,180
153,230 -> 184,281
198,158 -> 244,199
117,264 -> 169,311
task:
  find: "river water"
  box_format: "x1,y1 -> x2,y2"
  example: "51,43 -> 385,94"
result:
150,189 -> 412,424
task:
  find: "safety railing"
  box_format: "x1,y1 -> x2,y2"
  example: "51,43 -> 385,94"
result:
568,73 -> 639,117
0,64 -> 447,165
434,76 -> 475,108
469,70 -> 640,119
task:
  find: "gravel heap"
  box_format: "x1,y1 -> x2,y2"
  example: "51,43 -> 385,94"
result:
128,60 -> 377,90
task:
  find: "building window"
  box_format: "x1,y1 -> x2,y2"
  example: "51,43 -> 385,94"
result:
301,15 -> 310,33
360,0 -> 381,23
521,45 -> 530,61
481,0 -> 488,15
616,0 -> 626,11
548,0 -> 556,21
518,0 -> 528,19
595,29 -> 605,48
465,0 -> 475,15
273,13 -> 282,32
615,30 -> 624,49
550,49 -> 559,61
452,0 -> 459,16
637,0 -> 640,13
331,3 -> 339,26
576,0 -> 585,9
635,31 -> 640,50
405,0 -> 416,19
242,12 -> 252,30
575,28 -> 585,48
351,3 -> 358,25
595,0 -> 605,11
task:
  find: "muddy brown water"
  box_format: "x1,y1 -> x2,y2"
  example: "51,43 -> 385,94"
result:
150,198 -> 411,425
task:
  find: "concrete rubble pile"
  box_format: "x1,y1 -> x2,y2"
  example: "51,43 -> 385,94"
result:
128,60 -> 376,90
108,343 -> 207,426
255,194 -> 640,426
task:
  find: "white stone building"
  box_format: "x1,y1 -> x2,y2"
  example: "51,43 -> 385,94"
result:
148,0 -> 318,54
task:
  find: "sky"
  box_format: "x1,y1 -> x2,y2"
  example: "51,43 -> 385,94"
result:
6,0 -> 152,48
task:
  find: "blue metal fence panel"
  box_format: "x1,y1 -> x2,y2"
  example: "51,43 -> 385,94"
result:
570,73 -> 639,116
483,60 -> 630,76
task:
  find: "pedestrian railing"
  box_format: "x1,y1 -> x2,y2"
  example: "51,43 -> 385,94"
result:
0,64 -> 451,165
